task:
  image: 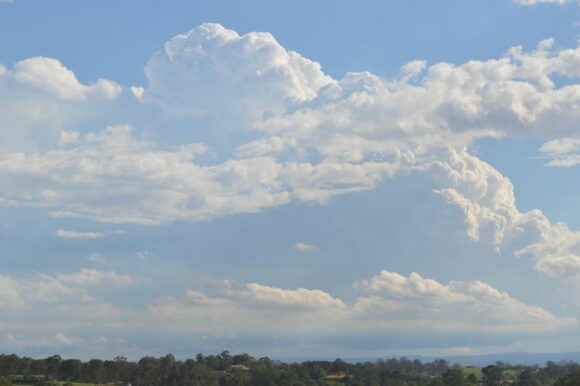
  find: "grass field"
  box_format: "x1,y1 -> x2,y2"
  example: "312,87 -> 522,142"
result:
463,366 -> 482,380
462,366 -> 520,382
14,382 -> 114,386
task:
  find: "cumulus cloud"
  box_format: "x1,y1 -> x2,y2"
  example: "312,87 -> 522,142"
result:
0,23 -> 579,279
513,0 -> 571,5
55,268 -> 134,287
353,270 -> 573,331
0,267 -> 574,356
12,57 -> 120,101
0,268 -> 133,310
0,275 -> 22,308
144,23 -> 335,125
535,254 -> 580,277
55,229 -> 124,239
0,123 -> 389,223
539,137 -> 580,167
0,332 -> 142,359
355,270 -> 468,301
246,283 -> 345,308
147,270 -> 574,338
56,229 -> 106,239
426,149 -> 580,278
294,241 -> 318,252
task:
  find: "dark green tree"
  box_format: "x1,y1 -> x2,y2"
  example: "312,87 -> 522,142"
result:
83,359 -> 106,384
442,368 -> 464,386
516,369 -> 540,386
0,377 -> 11,386
555,368 -> 580,386
428,377 -> 445,386
465,373 -> 478,384
44,355 -> 61,380
482,365 -> 503,386
60,359 -> 82,381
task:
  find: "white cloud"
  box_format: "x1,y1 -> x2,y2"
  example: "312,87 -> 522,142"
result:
449,346 -> 472,354
539,137 -> 580,167
352,270 -> 574,332
55,268 -> 134,287
54,332 -> 75,346
144,23 -> 336,126
246,283 -> 345,308
392,148 -> 580,278
4,21 -> 580,358
0,24 -> 579,279
356,270 -> 469,301
56,229 -> 106,239
294,241 -> 318,252
0,275 -> 23,308
0,267 -> 574,356
55,229 -> 124,239
540,137 -> 580,155
86,254 -> 107,264
147,270 -> 574,336
513,0 -> 570,5
13,57 -> 121,101
0,268 -> 133,310
535,254 -> 580,277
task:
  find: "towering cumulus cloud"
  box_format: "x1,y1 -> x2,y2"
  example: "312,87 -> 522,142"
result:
144,23 -> 336,124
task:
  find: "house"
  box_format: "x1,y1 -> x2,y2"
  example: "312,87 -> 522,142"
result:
10,375 -> 47,383
323,372 -> 348,381
228,364 -> 250,372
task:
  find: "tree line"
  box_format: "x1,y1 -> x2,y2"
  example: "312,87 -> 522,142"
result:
0,352 -> 579,386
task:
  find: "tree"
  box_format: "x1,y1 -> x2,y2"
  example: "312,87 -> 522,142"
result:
60,359 -> 82,381
0,377 -> 11,386
44,355 -> 62,380
218,351 -> 233,371
555,369 -> 580,386
442,368 -> 464,386
482,365 -> 503,386
83,359 -> 106,384
30,360 -> 47,375
135,357 -> 161,386
233,353 -> 253,366
180,359 -> 217,386
160,354 -> 176,386
331,358 -> 348,373
465,373 -> 478,384
428,377 -> 445,386
516,369 -> 540,386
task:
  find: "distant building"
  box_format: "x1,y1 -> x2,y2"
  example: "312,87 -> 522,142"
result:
228,364 -> 250,372
323,372 -> 348,381
10,375 -> 48,383
114,382 -> 132,386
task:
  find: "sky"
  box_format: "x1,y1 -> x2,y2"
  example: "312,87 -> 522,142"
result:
1,0 -> 580,360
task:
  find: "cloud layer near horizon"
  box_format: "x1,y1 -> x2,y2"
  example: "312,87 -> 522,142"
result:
0,267 -> 574,357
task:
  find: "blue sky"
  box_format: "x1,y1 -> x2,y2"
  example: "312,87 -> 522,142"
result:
1,0 -> 580,359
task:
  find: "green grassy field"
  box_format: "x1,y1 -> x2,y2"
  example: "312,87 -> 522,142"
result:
57,383 -> 113,386
463,366 -> 482,380
462,366 -> 520,382
14,382 -> 114,386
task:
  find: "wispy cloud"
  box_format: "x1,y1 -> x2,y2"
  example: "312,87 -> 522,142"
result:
55,229 -> 124,239
513,0 -> 571,5
295,242 -> 318,252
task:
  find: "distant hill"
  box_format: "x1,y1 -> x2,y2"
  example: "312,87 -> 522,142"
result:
281,352 -> 580,367
441,352 -> 580,367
